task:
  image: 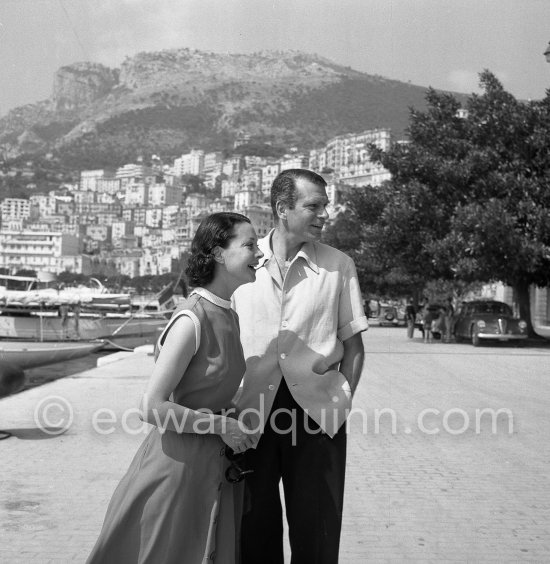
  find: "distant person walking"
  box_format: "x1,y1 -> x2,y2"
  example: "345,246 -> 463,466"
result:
405,298 -> 416,338
423,302 -> 434,343
444,297 -> 455,342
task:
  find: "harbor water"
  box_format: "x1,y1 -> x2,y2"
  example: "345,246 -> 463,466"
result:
22,350 -> 113,392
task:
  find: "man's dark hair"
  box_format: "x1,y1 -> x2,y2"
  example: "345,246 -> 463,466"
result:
270,169 -> 327,220
185,212 -> 251,287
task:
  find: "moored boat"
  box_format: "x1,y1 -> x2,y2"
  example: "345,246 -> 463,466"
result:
0,340 -> 105,370
0,274 -> 173,350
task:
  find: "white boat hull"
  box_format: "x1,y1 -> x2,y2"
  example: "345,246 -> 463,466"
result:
0,340 -> 105,369
0,314 -> 167,350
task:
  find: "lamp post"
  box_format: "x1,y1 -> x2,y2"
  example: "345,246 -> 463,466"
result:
544,41 -> 550,63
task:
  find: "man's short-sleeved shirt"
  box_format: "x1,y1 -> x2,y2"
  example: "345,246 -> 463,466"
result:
232,230 -> 368,437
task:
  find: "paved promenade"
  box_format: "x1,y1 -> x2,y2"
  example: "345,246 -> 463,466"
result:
1,330 -> 550,562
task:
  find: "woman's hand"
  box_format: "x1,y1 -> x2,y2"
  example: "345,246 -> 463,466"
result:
219,417 -> 255,453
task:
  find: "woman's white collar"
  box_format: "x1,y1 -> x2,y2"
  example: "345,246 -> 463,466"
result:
191,287 -> 231,309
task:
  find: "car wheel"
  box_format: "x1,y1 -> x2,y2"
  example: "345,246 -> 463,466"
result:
471,331 -> 481,347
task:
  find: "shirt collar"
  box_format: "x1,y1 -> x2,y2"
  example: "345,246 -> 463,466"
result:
258,229 -> 319,274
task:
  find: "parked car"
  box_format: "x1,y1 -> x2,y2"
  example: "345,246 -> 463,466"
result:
452,300 -> 528,346
377,304 -> 403,326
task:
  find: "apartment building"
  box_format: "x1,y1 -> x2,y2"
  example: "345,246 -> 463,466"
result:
280,154 -> 309,171
145,207 -> 163,229
318,129 -> 392,187
234,186 -> 264,211
0,229 -> 80,274
203,151 -> 224,173
222,156 -> 245,177
80,169 -> 116,192
242,167 -> 263,191
116,164 -> 155,190
148,183 -> 183,207
221,177 -> 241,198
174,150 -> 205,176
261,163 -> 281,196
241,205 -> 274,238
0,198 -> 31,221
29,193 -> 57,219
208,198 -> 234,214
124,182 -> 149,206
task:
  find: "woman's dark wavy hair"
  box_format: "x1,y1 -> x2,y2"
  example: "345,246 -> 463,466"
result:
185,212 -> 251,287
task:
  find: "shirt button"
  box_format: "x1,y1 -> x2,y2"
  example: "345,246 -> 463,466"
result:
268,384 -> 275,391
281,321 -> 288,328
280,353 -> 286,359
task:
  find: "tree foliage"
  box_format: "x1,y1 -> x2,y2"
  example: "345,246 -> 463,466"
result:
336,70 -> 550,333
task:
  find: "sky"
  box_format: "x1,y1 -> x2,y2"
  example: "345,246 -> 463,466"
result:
1,0 -> 550,117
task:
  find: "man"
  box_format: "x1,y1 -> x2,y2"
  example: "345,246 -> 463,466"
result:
232,169 -> 368,563
405,298 -> 416,339
444,296 -> 455,342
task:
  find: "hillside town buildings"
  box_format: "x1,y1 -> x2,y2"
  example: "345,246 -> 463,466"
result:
0,128 -> 393,277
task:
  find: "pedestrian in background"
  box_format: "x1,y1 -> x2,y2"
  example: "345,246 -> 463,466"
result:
405,298 -> 416,338
444,296 -> 455,342
422,301 -> 434,343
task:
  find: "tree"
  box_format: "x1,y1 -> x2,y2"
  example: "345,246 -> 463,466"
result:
362,70 -> 550,334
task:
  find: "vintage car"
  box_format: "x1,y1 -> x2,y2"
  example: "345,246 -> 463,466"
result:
377,304 -> 404,326
453,300 -> 528,346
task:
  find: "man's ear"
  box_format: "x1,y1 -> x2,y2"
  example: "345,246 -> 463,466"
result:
275,200 -> 287,221
212,246 -> 224,264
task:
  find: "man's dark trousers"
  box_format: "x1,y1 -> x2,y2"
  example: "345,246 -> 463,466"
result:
241,379 -> 347,564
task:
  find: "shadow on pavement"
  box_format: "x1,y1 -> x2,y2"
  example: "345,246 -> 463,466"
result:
0,427 -> 69,440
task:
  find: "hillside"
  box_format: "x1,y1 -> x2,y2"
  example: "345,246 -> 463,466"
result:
0,48 -> 458,169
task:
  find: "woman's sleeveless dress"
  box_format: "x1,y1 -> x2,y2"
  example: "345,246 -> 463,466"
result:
87,290 -> 246,564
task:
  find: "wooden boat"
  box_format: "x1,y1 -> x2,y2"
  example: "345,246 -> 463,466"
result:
0,340 -> 105,370
0,274 -> 172,350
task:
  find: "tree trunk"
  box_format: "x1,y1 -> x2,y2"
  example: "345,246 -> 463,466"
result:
515,281 -> 536,337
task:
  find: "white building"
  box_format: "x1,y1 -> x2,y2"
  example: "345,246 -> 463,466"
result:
80,169 -> 116,192
116,164 -> 155,190
318,129 -> 392,187
280,154 -> 309,171
174,150 -> 205,176
29,193 -> 56,219
234,187 -> 263,211
145,207 -> 163,229
0,229 -> 80,274
124,182 -> 149,206
241,205 -> 274,238
1,198 -> 30,220
203,151 -> 224,173
148,183 -> 182,207
221,177 -> 241,198
261,163 -> 281,196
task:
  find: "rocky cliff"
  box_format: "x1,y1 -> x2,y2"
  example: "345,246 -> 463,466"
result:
52,62 -> 119,111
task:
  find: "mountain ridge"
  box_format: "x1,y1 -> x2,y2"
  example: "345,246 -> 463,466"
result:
0,47 -> 466,168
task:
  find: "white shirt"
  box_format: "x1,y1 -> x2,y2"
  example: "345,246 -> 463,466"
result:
232,230 -> 368,438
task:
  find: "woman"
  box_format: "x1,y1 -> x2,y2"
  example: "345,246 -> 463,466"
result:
87,212 -> 263,564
